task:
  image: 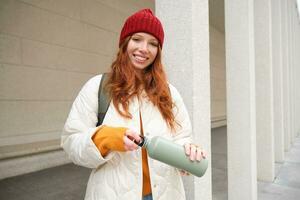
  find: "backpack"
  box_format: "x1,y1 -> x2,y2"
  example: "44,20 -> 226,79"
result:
96,73 -> 110,126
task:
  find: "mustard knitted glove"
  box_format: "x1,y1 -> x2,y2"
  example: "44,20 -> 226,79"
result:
92,125 -> 127,157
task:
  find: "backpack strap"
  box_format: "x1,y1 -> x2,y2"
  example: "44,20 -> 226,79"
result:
96,73 -> 110,126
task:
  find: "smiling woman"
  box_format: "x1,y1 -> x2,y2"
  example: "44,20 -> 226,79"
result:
61,8 -> 206,200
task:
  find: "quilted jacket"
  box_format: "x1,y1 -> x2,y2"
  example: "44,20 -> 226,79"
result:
61,74 -> 192,200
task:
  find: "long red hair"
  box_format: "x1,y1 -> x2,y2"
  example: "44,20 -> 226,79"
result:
105,36 -> 177,131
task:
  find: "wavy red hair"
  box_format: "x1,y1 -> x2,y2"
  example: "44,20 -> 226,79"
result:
105,36 -> 177,131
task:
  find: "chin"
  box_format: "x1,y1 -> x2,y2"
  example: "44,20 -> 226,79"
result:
133,64 -> 148,70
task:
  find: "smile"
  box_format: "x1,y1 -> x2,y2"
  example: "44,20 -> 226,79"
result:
133,54 -> 148,62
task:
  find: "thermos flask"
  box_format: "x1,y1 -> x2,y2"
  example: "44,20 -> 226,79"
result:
136,135 -> 208,177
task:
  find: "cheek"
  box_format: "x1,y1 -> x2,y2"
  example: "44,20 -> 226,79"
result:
151,49 -> 158,60
126,41 -> 134,53
126,48 -> 134,58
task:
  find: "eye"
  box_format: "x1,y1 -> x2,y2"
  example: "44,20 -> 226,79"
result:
131,37 -> 140,42
149,42 -> 159,47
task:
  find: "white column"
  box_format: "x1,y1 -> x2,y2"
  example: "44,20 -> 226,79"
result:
296,1 -> 299,137
155,1 -> 212,200
299,16 -> 300,138
225,0 -> 257,199
271,0 -> 285,162
254,0 -> 275,181
298,18 -> 300,138
294,1 -> 298,140
288,0 -> 295,143
291,0 -> 297,142
296,3 -> 299,137
281,0 -> 292,151
297,4 -> 300,138
296,2 -> 300,137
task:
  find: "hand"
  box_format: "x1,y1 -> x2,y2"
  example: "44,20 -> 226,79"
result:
184,143 -> 207,162
123,129 -> 141,151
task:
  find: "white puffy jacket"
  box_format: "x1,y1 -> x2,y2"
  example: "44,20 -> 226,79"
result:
61,74 -> 192,200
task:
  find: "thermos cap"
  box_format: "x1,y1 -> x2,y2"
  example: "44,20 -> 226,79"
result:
134,135 -> 145,147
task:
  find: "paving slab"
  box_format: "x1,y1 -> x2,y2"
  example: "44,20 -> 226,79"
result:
258,182 -> 300,200
0,164 -> 91,200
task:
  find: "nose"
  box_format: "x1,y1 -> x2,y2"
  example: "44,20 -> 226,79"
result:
138,41 -> 148,52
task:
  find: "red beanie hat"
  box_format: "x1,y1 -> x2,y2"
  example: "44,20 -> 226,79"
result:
119,9 -> 164,48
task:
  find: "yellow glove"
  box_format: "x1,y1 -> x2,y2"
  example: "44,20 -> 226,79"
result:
92,125 -> 127,157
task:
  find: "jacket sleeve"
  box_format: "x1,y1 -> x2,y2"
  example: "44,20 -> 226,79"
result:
169,84 -> 193,146
61,75 -> 116,169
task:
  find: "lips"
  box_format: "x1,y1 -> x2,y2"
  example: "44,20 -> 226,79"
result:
133,54 -> 148,62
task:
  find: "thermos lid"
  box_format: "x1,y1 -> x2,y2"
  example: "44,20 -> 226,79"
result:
134,135 -> 145,147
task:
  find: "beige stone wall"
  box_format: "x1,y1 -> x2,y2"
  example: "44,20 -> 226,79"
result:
0,0 -> 154,161
209,26 -> 227,128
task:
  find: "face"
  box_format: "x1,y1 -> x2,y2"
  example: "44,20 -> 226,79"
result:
127,32 -> 159,71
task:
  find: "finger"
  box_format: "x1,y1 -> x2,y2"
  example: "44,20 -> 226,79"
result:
190,145 -> 197,161
180,170 -> 190,176
179,170 -> 185,176
184,143 -> 191,156
123,136 -> 138,151
180,170 -> 186,176
125,129 -> 141,143
196,148 -> 203,161
201,150 -> 207,159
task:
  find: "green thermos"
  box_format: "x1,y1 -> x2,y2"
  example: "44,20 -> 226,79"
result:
136,135 -> 208,177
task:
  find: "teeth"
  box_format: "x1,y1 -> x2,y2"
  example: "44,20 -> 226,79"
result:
134,55 -> 147,62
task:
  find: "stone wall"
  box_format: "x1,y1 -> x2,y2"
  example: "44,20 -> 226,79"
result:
0,0 -> 154,179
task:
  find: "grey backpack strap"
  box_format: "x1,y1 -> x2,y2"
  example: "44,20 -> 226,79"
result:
96,73 -> 110,126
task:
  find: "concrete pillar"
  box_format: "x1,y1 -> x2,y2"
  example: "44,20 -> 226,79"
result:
225,0 -> 257,199
254,0 -> 275,181
297,4 -> 300,138
293,1 -> 299,137
281,0 -> 292,151
296,2 -> 299,137
293,1 -> 300,137
296,2 -> 300,137
298,18 -> 300,138
294,1 -> 298,140
290,0 -> 297,142
155,1 -> 212,200
293,1 -> 298,139
288,0 -> 295,143
296,20 -> 298,137
296,3 -> 299,136
271,0 -> 285,163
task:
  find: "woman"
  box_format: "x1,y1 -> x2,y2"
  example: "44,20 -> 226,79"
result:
61,9 -> 206,200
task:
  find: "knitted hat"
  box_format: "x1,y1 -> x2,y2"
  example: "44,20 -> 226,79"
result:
119,9 -> 164,48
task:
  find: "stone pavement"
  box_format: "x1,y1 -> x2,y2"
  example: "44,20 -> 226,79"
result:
257,135 -> 300,200
0,164 -> 90,200
0,126 -> 299,200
